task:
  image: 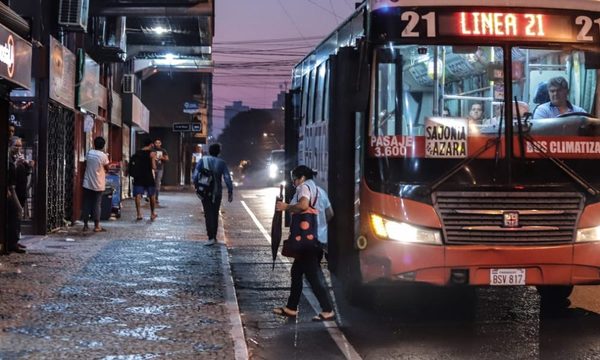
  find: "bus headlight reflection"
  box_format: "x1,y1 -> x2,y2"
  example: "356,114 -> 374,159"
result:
370,214 -> 442,245
576,226 -> 600,242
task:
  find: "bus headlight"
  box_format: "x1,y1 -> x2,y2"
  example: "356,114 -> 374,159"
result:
576,226 -> 600,242
370,214 -> 442,245
269,164 -> 278,178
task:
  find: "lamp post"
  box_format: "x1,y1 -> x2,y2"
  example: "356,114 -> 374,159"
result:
263,132 -> 282,149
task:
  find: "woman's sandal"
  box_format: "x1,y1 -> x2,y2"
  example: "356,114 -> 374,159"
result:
273,307 -> 297,318
312,312 -> 335,322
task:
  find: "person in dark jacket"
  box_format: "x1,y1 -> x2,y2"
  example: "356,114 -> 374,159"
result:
192,143 -> 233,246
132,139 -> 157,221
7,136 -> 25,253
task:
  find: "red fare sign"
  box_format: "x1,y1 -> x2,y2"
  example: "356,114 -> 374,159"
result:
459,12 -> 545,37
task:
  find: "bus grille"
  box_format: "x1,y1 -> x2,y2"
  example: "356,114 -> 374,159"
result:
433,191 -> 584,245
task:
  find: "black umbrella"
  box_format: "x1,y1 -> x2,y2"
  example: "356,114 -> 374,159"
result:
271,184 -> 284,270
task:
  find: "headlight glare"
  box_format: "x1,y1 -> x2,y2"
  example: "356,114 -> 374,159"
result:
576,226 -> 600,242
370,214 -> 441,245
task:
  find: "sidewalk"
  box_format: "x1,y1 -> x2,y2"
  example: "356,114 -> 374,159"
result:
0,191 -> 247,360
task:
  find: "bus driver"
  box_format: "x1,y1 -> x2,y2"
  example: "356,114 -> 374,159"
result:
533,76 -> 585,119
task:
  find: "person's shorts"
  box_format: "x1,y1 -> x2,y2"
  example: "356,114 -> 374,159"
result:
133,186 -> 156,197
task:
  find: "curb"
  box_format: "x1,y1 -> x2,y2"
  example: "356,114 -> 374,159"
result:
219,211 -> 249,360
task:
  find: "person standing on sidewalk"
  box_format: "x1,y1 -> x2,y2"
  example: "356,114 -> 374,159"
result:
6,136 -> 25,253
192,143 -> 233,246
153,138 -> 169,204
81,136 -> 110,232
133,139 -> 158,221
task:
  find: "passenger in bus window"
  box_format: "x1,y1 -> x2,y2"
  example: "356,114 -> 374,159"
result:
533,76 -> 585,119
467,102 -> 484,124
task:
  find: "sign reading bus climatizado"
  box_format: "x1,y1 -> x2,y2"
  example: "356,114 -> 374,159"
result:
525,137 -> 600,159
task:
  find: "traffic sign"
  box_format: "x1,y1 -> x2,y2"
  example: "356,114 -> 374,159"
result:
172,123 -> 191,132
191,123 -> 202,132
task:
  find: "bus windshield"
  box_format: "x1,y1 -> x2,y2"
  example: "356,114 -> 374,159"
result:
367,43 -> 599,190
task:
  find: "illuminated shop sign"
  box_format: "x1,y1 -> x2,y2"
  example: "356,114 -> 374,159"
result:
0,23 -> 31,89
0,34 -> 14,77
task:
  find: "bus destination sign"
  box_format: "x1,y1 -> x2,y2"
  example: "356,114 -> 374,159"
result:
372,9 -> 600,44
438,12 -> 598,43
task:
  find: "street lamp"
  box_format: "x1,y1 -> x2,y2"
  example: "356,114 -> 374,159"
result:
263,132 -> 282,148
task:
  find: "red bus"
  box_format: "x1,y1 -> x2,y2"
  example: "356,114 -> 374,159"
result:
285,0 -> 600,303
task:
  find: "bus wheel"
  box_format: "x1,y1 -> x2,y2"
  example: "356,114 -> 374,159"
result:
536,285 -> 573,307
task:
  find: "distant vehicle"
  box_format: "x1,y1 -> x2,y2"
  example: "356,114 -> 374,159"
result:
267,149 -> 285,186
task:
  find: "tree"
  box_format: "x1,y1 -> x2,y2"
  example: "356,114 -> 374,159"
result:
217,108 -> 284,173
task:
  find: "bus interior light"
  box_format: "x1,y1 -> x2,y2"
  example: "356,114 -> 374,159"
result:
576,226 -> 600,242
370,214 -> 442,245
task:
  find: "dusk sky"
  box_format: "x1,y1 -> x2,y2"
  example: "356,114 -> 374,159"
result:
212,0 -> 358,136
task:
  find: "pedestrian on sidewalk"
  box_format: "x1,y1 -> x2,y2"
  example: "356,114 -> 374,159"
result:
6,136 -> 25,253
192,143 -> 233,246
153,138 -> 169,204
133,139 -> 158,221
81,136 -> 110,232
273,165 -> 335,321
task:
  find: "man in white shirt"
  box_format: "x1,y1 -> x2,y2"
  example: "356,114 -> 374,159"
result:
82,136 -> 110,232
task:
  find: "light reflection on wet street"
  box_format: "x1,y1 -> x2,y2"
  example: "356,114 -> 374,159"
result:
228,187 -> 600,360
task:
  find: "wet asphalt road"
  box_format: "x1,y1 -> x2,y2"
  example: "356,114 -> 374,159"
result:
231,186 -> 600,360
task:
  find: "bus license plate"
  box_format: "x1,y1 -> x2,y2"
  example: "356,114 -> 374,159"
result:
490,269 -> 526,286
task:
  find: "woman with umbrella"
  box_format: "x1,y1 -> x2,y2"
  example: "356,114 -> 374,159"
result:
272,165 -> 335,321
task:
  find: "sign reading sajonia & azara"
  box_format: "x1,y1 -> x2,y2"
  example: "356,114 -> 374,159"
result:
425,117 -> 468,158
0,23 -> 32,89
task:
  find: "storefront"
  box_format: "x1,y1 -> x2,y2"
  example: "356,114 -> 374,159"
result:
0,20 -> 32,252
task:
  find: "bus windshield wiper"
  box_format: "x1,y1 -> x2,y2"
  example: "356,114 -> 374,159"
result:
514,103 -> 600,197
429,135 -> 501,193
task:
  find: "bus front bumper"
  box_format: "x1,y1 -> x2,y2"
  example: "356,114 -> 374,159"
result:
359,241 -> 600,286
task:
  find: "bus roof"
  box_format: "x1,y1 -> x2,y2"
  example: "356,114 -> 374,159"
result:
370,0 -> 600,13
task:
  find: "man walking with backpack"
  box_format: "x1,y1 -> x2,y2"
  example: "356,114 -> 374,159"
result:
192,143 -> 233,246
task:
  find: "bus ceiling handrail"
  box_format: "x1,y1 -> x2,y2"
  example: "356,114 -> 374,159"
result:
443,95 -> 494,102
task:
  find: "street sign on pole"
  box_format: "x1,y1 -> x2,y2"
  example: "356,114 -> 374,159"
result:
191,123 -> 202,132
172,123 -> 191,132
183,101 -> 200,114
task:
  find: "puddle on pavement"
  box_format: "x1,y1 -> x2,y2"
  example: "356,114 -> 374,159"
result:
135,289 -> 175,297
60,286 -> 90,296
126,305 -> 174,315
194,342 -> 224,352
78,340 -> 104,349
157,248 -> 181,254
150,265 -> 182,271
154,256 -> 185,261
114,325 -> 170,341
147,276 -> 181,284
40,303 -> 70,313
101,354 -> 159,360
